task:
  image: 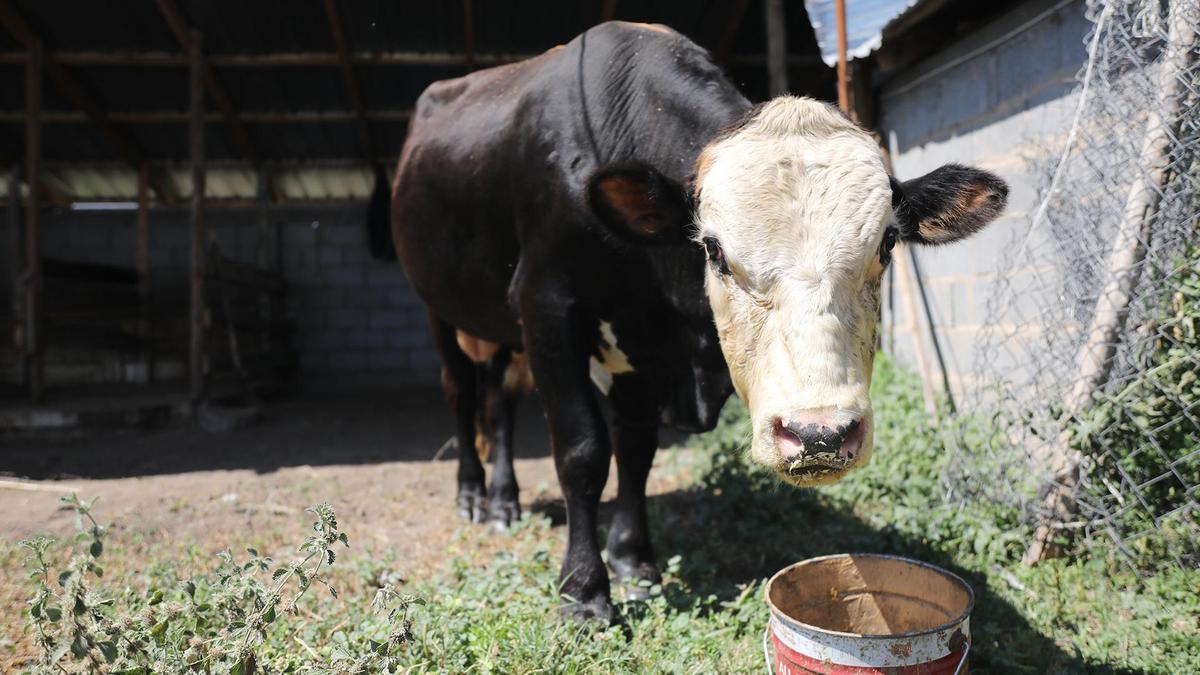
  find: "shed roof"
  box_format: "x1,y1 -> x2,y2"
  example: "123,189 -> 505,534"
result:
1,0 -> 832,205
804,0 -> 919,65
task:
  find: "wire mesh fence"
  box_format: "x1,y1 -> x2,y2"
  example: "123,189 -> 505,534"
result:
948,0 -> 1200,569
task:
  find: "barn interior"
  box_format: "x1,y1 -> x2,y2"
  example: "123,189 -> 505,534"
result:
0,0 -> 1024,436
0,0 -> 838,432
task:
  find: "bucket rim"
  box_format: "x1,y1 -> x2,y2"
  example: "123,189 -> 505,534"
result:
764,552 -> 976,641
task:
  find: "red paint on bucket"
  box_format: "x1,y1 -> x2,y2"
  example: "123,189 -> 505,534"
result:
771,632 -> 966,674
765,554 -> 973,675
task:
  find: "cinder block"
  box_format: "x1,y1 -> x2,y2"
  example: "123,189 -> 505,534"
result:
318,248 -> 342,266
327,308 -> 367,328
319,223 -> 363,246
389,328 -> 431,349
305,288 -> 346,309
368,309 -> 405,328
367,350 -> 407,369
408,348 -> 442,370
330,352 -> 367,370
322,267 -> 364,287
365,265 -> 405,287
387,286 -> 423,308
299,349 -> 333,371
347,328 -> 387,349
341,287 -> 390,308
301,329 -> 344,351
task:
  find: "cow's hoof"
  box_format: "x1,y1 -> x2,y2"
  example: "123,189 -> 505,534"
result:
560,594 -> 615,625
456,484 -> 488,524
610,559 -> 661,602
487,499 -> 521,533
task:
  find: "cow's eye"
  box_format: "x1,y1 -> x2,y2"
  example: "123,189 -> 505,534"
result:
880,227 -> 898,264
702,236 -> 730,275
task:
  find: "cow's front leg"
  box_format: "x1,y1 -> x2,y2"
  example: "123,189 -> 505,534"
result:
519,291 -> 613,622
607,376 -> 661,599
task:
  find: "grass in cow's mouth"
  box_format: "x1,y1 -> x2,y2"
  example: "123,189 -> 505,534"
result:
6,356 -> 1197,673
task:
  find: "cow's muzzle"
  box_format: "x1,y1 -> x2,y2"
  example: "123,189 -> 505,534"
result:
773,416 -> 865,480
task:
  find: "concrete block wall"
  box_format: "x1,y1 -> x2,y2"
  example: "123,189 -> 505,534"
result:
24,203 -> 440,384
878,0 -> 1090,400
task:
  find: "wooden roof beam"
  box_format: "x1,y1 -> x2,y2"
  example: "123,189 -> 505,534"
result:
155,0 -> 261,168
715,0 -> 752,65
0,0 -> 174,203
0,50 -> 822,68
0,109 -> 414,124
599,0 -> 617,23
321,0 -> 373,163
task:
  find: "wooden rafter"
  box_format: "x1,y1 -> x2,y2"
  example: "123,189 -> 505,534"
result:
0,0 -> 174,203
321,0 -> 373,162
715,0 -> 752,65
0,50 -> 819,68
599,0 -> 617,23
188,29 -> 206,403
462,0 -> 475,70
0,110 -> 414,124
155,0 -> 261,168
24,39 -> 43,400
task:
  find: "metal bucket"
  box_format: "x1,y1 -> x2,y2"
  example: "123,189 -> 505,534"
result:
764,554 -> 973,674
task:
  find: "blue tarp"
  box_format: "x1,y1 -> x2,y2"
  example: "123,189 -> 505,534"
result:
804,0 -> 920,65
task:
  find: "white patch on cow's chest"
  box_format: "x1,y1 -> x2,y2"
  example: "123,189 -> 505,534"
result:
589,320 -> 635,394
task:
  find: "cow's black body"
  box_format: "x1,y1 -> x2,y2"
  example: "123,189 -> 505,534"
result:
392,21 -> 747,620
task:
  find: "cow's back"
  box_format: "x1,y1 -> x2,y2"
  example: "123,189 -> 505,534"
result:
391,22 -> 749,345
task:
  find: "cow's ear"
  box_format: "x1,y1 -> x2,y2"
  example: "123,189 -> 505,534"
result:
891,164 -> 1008,245
586,163 -> 692,240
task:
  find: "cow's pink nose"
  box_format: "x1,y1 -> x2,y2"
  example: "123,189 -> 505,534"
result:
774,416 -> 863,463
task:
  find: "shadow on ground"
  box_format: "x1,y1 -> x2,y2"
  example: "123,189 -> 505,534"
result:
0,387 -> 552,479
633,465 -> 1150,675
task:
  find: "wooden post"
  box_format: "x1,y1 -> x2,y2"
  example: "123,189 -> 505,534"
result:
1023,0 -> 1200,564
893,246 -> 940,421
24,40 -> 42,401
835,0 -> 850,113
764,0 -> 787,97
136,161 -> 153,382
189,30 -> 206,403
256,168 -> 272,354
462,0 -> 475,71
7,166 -> 22,386
599,0 -> 617,23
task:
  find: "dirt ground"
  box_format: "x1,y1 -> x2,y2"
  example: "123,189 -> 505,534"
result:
0,383 -> 692,579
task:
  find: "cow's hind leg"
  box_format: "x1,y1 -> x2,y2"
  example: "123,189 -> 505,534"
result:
606,375 -> 662,599
483,349 -> 526,531
429,314 -> 489,523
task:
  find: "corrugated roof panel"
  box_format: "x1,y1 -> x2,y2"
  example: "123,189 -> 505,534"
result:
72,66 -> 189,112
804,0 -> 919,65
179,0 -> 331,55
357,63 -> 466,109
340,1 -> 462,54
217,67 -> 347,113
13,0 -> 178,51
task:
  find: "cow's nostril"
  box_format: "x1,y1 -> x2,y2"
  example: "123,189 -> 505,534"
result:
774,417 -> 863,465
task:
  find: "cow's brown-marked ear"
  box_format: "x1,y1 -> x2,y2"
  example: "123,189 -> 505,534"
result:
891,164 -> 1008,245
587,163 -> 691,240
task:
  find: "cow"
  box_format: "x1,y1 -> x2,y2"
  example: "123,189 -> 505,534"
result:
433,325 -> 532,526
391,21 -> 1007,622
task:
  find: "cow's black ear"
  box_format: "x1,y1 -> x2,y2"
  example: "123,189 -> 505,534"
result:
586,163 -> 691,240
892,164 -> 1008,245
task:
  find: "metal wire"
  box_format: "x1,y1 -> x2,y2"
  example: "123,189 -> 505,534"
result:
949,0 -> 1200,570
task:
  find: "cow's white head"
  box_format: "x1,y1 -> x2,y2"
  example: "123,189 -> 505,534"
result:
587,96 -> 1006,486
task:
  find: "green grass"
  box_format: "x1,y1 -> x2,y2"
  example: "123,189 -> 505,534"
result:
9,356 -> 1200,674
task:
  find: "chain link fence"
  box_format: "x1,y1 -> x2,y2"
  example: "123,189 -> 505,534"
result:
948,0 -> 1200,569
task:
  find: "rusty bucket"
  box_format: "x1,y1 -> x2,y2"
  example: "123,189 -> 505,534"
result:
764,554 -> 973,674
